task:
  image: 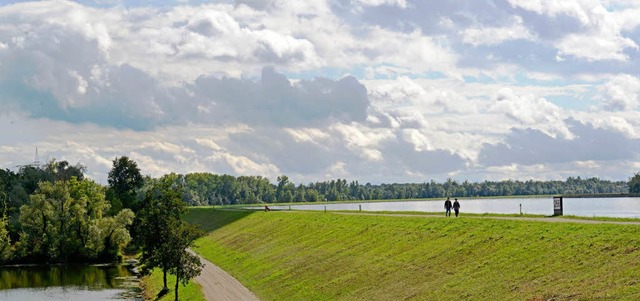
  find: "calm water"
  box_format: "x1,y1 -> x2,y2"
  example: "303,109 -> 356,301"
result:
269,197 -> 640,218
0,264 -> 137,301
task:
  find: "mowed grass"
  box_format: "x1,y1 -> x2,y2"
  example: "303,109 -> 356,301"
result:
141,268 -> 205,301
186,208 -> 640,301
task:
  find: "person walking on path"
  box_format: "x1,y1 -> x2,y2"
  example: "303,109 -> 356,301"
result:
444,197 -> 452,217
453,198 -> 461,217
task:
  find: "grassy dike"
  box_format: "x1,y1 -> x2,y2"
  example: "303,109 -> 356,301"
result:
186,208 -> 640,301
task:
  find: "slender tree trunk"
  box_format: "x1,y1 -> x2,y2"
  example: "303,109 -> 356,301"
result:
174,274 -> 179,301
163,268 -> 168,290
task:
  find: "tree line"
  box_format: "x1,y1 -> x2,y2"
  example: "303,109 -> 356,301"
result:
176,173 -> 628,206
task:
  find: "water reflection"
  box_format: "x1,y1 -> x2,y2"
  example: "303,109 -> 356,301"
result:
0,265 -> 135,301
0,264 -> 131,290
268,197 -> 640,218
0,287 -> 130,301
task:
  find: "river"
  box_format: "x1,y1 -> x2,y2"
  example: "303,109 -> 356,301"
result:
0,264 -> 139,301
268,197 -> 640,218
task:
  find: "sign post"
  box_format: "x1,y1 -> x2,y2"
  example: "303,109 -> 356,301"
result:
553,196 -> 563,216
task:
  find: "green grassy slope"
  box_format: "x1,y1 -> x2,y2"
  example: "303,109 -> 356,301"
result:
141,268 -> 205,301
187,208 -> 640,301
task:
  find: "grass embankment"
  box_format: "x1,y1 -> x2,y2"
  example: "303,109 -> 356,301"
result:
187,208 -> 640,301
141,268 -> 205,301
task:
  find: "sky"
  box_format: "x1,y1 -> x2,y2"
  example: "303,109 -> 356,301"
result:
1,0 -> 640,184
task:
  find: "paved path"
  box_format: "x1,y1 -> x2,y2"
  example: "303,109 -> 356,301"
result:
190,250 -> 260,301
333,211 -> 640,225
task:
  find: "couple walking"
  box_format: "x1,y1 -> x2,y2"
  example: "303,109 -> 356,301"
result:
444,197 -> 460,217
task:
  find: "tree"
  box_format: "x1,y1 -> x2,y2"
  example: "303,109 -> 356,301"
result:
137,173 -> 187,291
97,209 -> 135,260
276,175 -> 294,203
19,180 -> 68,261
16,178 -> 133,263
629,172 -> 640,193
108,156 -> 144,213
46,160 -> 86,182
167,220 -> 205,301
0,196 -> 11,263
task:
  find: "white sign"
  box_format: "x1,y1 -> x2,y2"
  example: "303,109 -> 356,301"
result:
553,197 -> 562,210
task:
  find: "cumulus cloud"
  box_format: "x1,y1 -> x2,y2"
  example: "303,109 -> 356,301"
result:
508,0 -> 640,61
489,88 -> 573,139
462,16 -> 536,46
191,67 -> 370,127
478,119 -> 640,168
600,74 -> 640,111
3,0 -> 640,185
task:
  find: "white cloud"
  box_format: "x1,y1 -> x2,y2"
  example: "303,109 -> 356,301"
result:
556,32 -> 638,61
285,128 -> 331,146
462,16 -> 536,46
600,74 -> 640,111
508,0 -> 639,61
490,88 -> 573,139
3,0 -> 640,185
332,122 -> 394,161
353,0 -> 408,8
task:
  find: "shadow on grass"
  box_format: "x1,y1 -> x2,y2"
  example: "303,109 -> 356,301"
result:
185,208 -> 257,232
155,287 -> 169,300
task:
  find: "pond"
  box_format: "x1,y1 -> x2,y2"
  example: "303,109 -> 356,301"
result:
267,197 -> 640,218
0,264 -> 139,301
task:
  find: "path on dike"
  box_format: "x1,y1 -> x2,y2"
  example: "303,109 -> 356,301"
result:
332,211 -> 640,225
190,209 -> 640,301
190,250 -> 259,301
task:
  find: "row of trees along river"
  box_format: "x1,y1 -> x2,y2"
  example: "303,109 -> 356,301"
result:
1,157 -> 639,299
0,158 -> 204,301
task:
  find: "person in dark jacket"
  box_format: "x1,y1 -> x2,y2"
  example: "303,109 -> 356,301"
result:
453,198 -> 461,217
444,197 -> 452,217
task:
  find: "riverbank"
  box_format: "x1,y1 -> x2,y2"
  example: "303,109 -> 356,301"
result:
186,208 -> 640,300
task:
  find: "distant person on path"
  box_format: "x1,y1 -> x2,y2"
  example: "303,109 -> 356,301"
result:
453,198 -> 460,217
444,197 -> 452,217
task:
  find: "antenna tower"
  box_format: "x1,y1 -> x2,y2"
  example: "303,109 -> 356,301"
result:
15,147 -> 42,169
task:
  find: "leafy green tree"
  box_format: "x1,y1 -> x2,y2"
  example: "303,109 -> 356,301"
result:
97,209 -> 135,260
137,173 -> 187,290
17,178 -> 133,262
107,156 -> 144,213
0,203 -> 11,263
46,160 -> 86,182
629,172 -> 640,193
276,175 -> 294,203
0,222 -> 10,263
19,180 -> 68,261
167,220 -> 205,301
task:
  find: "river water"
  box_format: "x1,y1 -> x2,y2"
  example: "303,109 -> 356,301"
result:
268,197 -> 640,218
0,264 -> 138,301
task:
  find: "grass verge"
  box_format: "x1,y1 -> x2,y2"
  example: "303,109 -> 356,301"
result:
187,208 -> 640,301
140,268 -> 205,301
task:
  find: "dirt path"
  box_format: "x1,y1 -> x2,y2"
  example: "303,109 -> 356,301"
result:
190,250 -> 259,301
332,211 -> 640,225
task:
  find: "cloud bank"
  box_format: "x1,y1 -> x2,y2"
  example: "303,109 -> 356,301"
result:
1,0 -> 640,185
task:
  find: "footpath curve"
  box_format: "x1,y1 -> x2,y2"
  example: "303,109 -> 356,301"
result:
189,250 -> 260,301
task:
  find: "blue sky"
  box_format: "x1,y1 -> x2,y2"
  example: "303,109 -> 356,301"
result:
1,0 -> 640,184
